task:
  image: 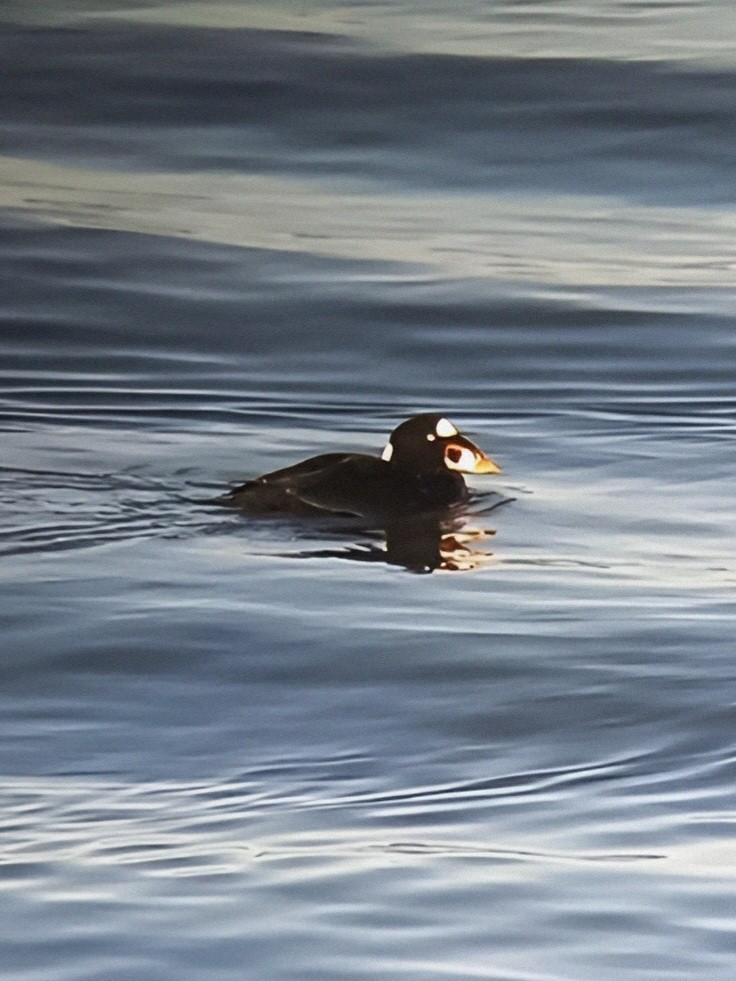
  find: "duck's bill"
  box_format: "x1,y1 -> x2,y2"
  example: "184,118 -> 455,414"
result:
472,455 -> 502,475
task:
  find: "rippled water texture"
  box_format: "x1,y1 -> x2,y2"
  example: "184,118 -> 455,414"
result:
1,2 -> 736,979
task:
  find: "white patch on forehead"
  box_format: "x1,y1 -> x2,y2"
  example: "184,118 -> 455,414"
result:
381,442 -> 394,462
426,433 -> 436,441
435,417 -> 458,438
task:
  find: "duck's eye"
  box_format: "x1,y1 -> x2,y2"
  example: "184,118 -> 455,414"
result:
446,446 -> 462,464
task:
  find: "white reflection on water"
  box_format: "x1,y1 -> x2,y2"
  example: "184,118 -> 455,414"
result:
2,155 -> 736,289
12,0 -> 736,64
0,770 -> 710,885
3,768 -> 736,900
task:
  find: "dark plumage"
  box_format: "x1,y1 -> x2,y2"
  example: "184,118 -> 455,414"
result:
216,413 -> 501,519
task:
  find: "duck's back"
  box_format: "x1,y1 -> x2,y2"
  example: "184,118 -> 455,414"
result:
218,453 -> 386,515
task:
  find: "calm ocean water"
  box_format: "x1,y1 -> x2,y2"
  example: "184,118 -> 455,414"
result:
1,2 -> 736,978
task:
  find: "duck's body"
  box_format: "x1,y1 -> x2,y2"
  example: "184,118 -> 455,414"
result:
217,413 -> 500,519
221,452 -> 470,517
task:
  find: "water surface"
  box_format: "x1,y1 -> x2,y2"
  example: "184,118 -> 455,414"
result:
1,3 -> 736,979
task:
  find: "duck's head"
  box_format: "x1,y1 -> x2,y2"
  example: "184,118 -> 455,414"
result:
381,413 -> 501,476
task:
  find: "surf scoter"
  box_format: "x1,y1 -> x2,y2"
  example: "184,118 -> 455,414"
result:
216,413 -> 501,518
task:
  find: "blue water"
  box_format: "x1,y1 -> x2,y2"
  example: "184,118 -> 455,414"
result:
2,2 -> 736,978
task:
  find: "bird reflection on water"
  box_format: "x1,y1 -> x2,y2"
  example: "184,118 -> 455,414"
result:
276,497 -> 509,574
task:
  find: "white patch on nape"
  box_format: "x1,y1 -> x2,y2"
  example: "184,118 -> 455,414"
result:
444,446 -> 478,473
381,441 -> 394,462
426,433 -> 436,441
435,417 -> 458,438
